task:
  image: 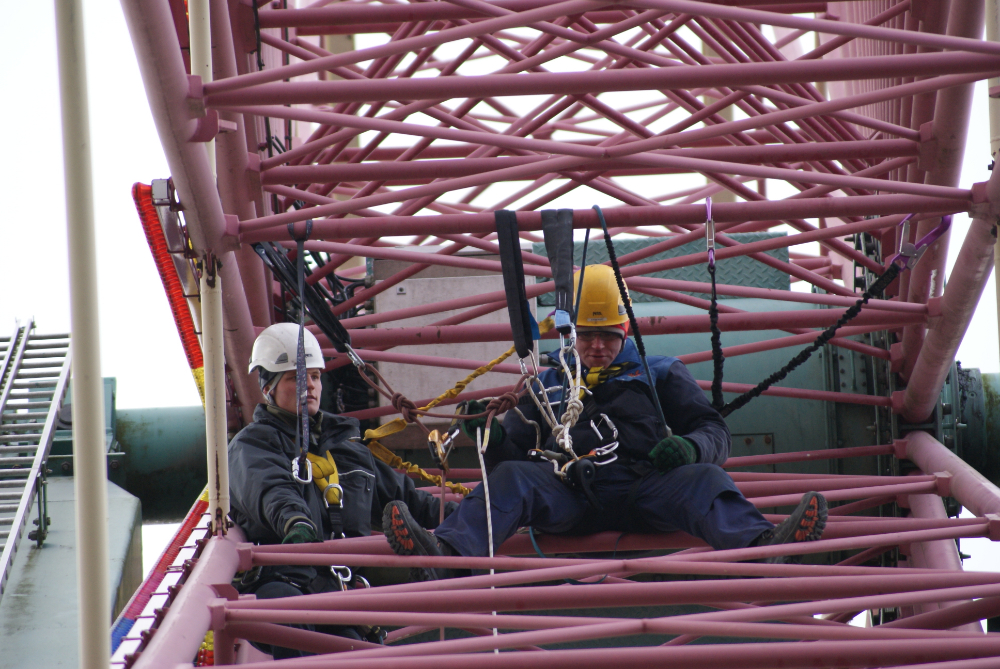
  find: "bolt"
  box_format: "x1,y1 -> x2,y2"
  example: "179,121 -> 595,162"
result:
744,437 -> 753,445
61,461 -> 70,473
763,435 -> 772,445
110,459 -> 120,470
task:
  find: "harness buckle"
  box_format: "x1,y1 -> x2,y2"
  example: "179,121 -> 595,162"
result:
323,483 -> 344,508
292,455 -> 313,484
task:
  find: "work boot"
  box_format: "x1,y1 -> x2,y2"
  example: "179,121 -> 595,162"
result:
382,501 -> 455,581
756,491 -> 828,564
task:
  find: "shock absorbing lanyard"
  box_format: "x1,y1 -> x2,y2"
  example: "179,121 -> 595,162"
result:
291,219 -> 314,484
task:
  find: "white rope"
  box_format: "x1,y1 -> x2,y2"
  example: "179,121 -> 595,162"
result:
476,427 -> 499,653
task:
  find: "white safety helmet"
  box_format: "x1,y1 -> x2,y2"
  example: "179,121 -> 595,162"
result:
249,323 -> 326,374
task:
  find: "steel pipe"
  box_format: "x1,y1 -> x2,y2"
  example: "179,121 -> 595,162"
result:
900,214 -> 996,422
900,431 -> 1000,517
132,531 -> 243,669
55,1 -> 110,666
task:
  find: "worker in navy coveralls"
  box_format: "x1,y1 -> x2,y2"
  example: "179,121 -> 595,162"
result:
383,266 -> 827,577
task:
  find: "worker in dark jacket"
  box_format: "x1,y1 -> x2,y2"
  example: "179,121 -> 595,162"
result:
229,323 -> 453,654
384,266 -> 827,577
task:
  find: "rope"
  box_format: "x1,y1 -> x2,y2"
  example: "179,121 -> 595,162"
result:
721,262 -> 901,417
708,260 -> 725,411
592,205 -> 673,438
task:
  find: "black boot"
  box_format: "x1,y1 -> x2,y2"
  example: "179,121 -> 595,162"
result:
755,491 -> 828,564
383,501 -> 456,581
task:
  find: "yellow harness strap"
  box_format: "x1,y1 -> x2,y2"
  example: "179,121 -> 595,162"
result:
363,437 -> 472,496
306,451 -> 343,506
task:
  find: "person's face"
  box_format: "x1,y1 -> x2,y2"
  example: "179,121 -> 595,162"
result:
271,369 -> 322,415
575,330 -> 624,369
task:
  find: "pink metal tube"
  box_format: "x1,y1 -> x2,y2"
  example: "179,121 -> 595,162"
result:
339,310 -> 925,348
206,53 -> 1000,107
901,431 -> 1000,517
900,0 -> 987,379
697,380 -> 894,408
901,215 -> 996,422
239,194 -> 968,239
211,638 -> 1000,669
131,531 -> 243,669
121,0 -> 262,419
205,0 -> 616,93
906,492 -> 984,632
261,139 -> 919,184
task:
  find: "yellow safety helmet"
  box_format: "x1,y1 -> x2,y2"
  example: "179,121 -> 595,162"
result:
572,265 -> 629,327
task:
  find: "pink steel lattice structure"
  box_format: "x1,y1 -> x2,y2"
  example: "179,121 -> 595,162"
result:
113,0 -> 1000,666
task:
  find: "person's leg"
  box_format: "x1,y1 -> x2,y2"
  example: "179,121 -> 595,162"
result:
632,464 -> 774,550
253,580 -> 364,658
433,460 -> 590,556
252,580 -> 313,659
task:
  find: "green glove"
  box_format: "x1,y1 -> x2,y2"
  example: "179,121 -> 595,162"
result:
282,522 -> 318,544
649,436 -> 698,473
459,400 -> 505,448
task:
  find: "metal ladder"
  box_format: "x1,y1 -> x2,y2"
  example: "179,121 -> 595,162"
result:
0,321 -> 72,601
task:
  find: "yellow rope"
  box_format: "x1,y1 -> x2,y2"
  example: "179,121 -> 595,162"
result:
363,316 -> 554,496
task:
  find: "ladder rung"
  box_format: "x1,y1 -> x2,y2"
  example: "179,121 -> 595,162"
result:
18,362 -> 62,370
13,371 -> 60,379
0,518 -> 15,526
22,352 -> 67,360
12,381 -> 57,388
2,412 -> 48,420
0,471 -> 30,480
0,457 -> 35,467
25,341 -> 69,350
0,480 -> 27,488
0,424 -> 44,433
3,402 -> 50,410
0,492 -> 22,500
29,333 -> 70,340
7,391 -> 53,399
0,435 -> 39,443
0,445 -> 37,454
0,503 -> 21,513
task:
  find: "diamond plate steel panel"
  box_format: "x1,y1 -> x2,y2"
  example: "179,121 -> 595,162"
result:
534,233 -> 789,305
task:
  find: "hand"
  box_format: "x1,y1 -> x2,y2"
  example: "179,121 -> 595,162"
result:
459,400 -> 504,448
649,436 -> 698,473
282,522 -> 318,544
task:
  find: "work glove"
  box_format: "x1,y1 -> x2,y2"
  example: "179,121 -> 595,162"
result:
649,436 -> 698,474
458,400 -> 505,449
282,522 -> 319,544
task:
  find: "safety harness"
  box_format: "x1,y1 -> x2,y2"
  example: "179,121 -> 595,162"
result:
708,211 -> 952,417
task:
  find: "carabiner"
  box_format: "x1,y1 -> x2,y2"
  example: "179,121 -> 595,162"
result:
345,345 -> 366,370
292,455 -> 313,484
705,197 -> 716,269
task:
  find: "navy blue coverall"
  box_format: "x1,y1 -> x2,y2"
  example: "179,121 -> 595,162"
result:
434,339 -> 774,556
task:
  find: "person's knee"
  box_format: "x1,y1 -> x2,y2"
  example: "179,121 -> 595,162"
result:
489,460 -> 548,491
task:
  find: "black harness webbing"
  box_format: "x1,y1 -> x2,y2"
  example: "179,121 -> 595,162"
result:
708,259 -> 726,411
592,205 -> 673,439
495,210 -> 535,359
540,208 -> 576,335
252,237 -> 352,353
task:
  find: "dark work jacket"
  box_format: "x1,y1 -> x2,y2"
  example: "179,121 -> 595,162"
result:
229,404 -> 450,548
489,339 -> 731,469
